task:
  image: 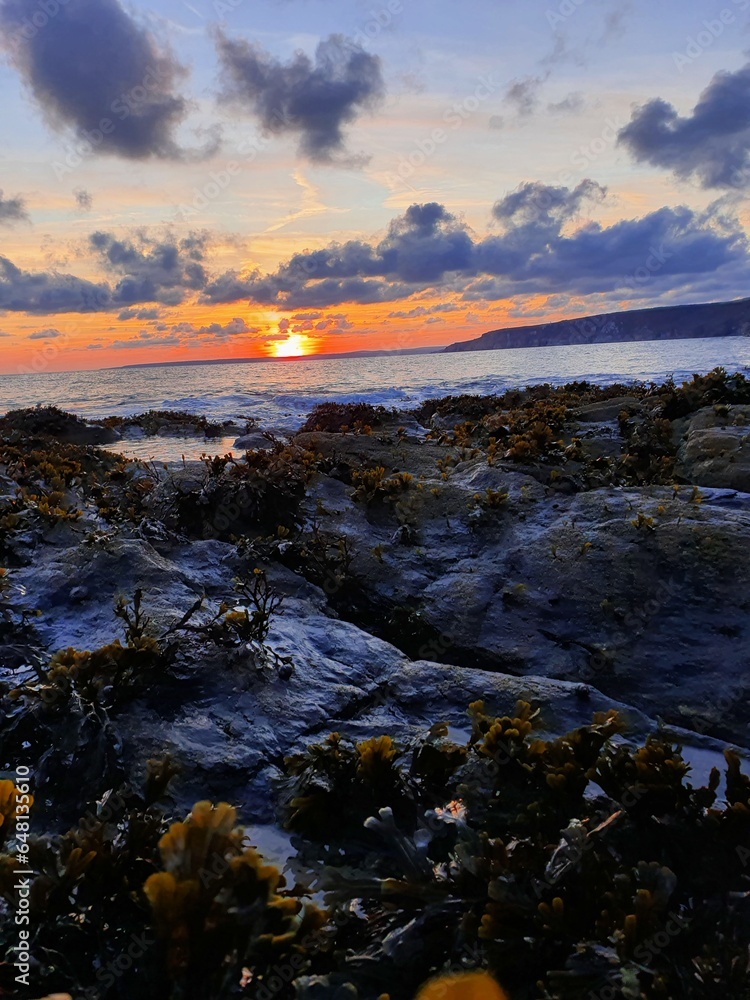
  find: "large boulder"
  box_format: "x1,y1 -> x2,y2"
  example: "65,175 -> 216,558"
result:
297,433 -> 750,746
675,405 -> 750,491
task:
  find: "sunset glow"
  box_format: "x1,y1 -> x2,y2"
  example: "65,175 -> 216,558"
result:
273,335 -> 310,358
0,0 -> 746,375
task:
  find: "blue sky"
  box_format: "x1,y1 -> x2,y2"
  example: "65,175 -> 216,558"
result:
0,0 -> 749,369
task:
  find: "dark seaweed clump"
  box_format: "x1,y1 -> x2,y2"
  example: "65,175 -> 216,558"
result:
101,409 -> 240,438
299,401 -> 392,434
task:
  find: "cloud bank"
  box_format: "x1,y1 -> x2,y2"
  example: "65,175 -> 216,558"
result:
202,185 -> 748,309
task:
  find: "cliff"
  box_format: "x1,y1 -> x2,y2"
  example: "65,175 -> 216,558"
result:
443,296 -> 750,352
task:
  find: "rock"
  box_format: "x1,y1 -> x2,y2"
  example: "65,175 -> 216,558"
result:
573,396 -> 642,422
430,411 -> 465,431
297,433 -> 750,746
675,405 -> 750,491
10,528 -> 661,821
5,395 -> 750,835
233,431 -> 274,450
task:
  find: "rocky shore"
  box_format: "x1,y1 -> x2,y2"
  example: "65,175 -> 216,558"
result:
1,369 -> 749,998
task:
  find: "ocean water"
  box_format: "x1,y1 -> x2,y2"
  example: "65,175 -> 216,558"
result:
1,337 -> 748,460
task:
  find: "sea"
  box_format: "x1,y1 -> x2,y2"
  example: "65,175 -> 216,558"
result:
1,336 -> 749,460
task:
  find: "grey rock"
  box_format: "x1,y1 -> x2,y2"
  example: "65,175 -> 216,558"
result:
573,396 -> 643,422
233,431 -> 274,450
676,405 -> 750,491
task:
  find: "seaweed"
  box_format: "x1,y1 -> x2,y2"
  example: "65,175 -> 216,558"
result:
299,402 -> 391,434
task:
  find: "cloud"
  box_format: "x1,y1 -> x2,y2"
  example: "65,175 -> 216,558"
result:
0,255 -> 110,313
215,32 -> 384,164
110,334 -> 181,349
598,2 -> 634,45
118,306 -> 162,321
0,0 -> 199,160
28,327 -> 62,340
618,61 -> 750,188
388,303 -> 462,319
548,92 -> 585,116
203,202 -> 473,308
0,189 -> 29,225
202,186 -> 750,309
504,74 -> 548,118
108,316 -> 261,350
171,317 -> 257,338
89,230 -> 209,305
0,231 -> 211,315
74,189 -> 93,211
492,178 -> 607,230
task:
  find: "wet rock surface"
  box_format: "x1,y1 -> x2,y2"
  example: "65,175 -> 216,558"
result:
3,372 -> 750,823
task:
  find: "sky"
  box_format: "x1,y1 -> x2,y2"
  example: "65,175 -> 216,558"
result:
0,0 -> 750,372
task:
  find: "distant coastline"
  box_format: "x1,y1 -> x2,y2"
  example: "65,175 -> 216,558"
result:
443,297 -> 750,353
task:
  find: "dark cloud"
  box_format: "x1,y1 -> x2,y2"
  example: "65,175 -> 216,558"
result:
618,62 -> 750,188
492,179 -> 607,230
0,189 -> 29,225
215,32 -> 384,164
89,230 -> 209,305
28,327 -> 62,340
203,202 -> 473,308
202,186 -> 750,309
0,0 -> 198,160
0,231 -> 211,315
0,255 -> 110,313
74,189 -> 93,211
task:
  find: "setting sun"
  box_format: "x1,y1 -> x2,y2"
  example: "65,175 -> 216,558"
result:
273,334 -> 311,358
